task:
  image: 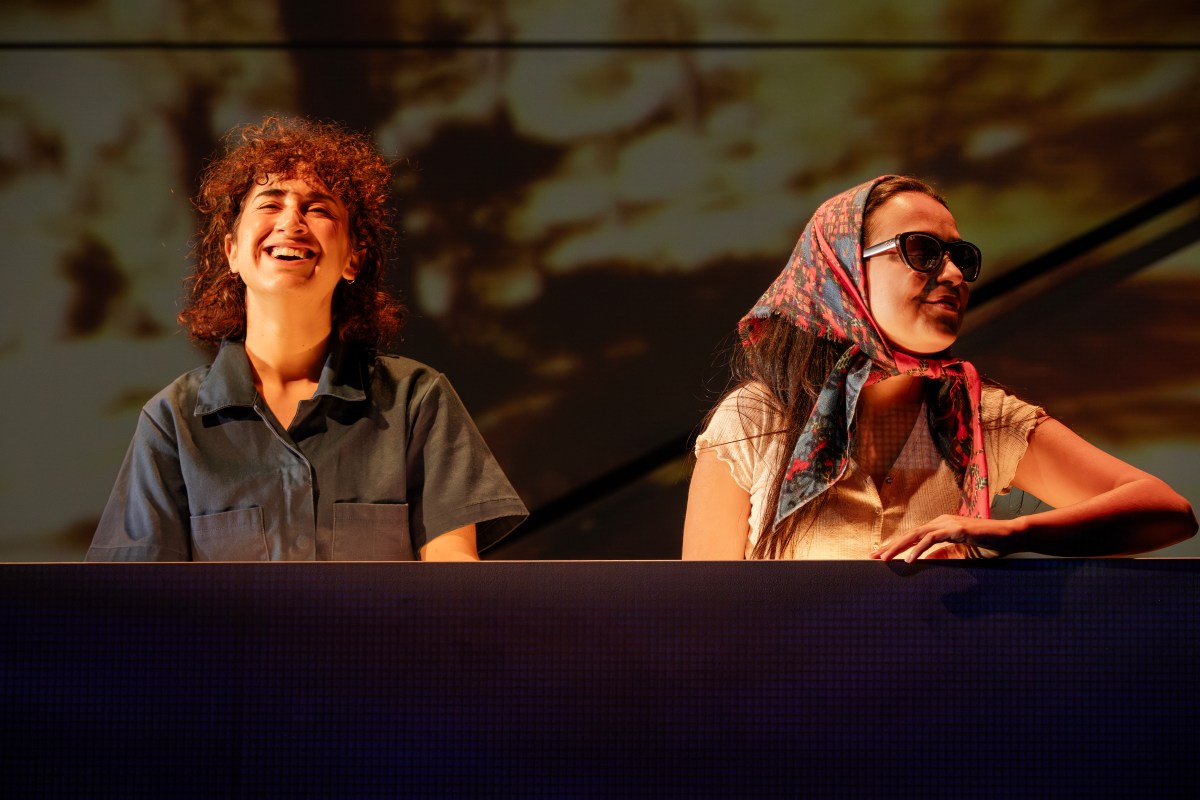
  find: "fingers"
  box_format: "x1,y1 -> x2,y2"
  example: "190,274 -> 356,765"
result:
869,534 -> 925,562
870,534 -> 935,563
870,515 -> 1007,562
903,533 -> 940,563
871,518 -> 962,562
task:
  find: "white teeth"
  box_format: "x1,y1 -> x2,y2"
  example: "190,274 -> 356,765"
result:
268,246 -> 312,259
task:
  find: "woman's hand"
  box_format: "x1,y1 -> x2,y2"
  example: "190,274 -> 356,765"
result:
870,515 -> 1020,563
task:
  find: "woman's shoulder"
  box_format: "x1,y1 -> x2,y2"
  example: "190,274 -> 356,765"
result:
133,363 -> 221,432
980,383 -> 1043,415
979,382 -> 1045,437
713,380 -> 780,419
703,380 -> 783,442
366,352 -> 477,414
718,380 -> 778,408
370,351 -> 442,382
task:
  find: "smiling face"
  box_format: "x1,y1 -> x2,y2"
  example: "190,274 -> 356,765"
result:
224,176 -> 360,318
863,191 -> 969,356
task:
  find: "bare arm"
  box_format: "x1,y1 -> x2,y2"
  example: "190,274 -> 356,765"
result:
420,523 -> 481,561
1002,418 -> 1196,555
682,448 -> 752,560
872,417 -> 1197,561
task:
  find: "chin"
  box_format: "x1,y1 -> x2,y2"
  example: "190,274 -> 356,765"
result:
920,325 -> 961,355
892,335 -> 957,358
884,314 -> 961,358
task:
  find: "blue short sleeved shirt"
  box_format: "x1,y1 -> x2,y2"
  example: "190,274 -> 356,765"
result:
86,340 -> 528,561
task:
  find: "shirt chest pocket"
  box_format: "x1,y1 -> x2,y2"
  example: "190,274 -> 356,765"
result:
332,503 -> 413,561
190,507 -> 269,561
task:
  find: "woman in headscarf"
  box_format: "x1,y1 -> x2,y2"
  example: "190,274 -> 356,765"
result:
683,175 -> 1195,561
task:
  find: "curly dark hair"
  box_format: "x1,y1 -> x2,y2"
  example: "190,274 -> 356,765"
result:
178,116 -> 404,348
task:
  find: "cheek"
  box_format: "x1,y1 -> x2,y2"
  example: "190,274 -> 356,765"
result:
863,262 -> 881,315
864,268 -> 919,344
865,266 -> 901,320
226,221 -> 255,258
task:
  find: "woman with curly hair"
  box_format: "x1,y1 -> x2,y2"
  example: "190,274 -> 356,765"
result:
88,117 -> 527,561
683,175 -> 1195,560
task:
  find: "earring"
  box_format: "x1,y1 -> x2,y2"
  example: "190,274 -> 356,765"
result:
345,278 -> 356,285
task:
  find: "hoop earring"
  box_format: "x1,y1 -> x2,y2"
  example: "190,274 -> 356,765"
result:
345,278 -> 356,285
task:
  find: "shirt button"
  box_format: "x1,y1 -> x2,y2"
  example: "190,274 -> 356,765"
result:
885,475 -> 894,484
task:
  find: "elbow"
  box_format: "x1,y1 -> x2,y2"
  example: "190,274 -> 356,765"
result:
1115,478 -> 1198,554
1175,497 -> 1198,543
1154,483 -> 1197,547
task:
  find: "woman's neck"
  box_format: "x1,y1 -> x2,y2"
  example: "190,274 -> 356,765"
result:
243,320 -> 332,387
860,373 -> 925,411
855,374 -> 926,487
243,323 -> 333,429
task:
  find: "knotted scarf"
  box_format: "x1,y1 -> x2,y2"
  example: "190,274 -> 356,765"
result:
738,175 -> 989,527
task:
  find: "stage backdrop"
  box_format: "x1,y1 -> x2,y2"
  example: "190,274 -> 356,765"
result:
1,1 -> 1197,559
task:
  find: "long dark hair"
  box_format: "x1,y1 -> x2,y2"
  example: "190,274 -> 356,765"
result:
710,176 -> 948,558
716,317 -> 848,558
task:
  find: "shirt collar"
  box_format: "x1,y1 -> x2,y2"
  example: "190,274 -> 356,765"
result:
314,339 -> 369,402
194,339 -> 368,416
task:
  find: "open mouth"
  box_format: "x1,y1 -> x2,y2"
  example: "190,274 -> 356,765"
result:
266,246 -> 316,261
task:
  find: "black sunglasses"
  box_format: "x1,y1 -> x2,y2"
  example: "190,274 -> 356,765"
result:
862,231 -> 982,282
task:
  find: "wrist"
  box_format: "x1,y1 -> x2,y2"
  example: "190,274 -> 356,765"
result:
999,514 -> 1033,555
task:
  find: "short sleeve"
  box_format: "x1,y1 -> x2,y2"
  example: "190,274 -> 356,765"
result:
86,403 -> 193,562
695,383 -> 782,493
405,374 -> 528,553
981,386 -> 1045,499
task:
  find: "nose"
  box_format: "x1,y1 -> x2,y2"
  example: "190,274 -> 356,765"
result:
936,253 -> 964,285
275,204 -> 308,233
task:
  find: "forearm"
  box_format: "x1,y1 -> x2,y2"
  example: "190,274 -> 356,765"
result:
420,524 -> 481,561
1006,478 -> 1196,557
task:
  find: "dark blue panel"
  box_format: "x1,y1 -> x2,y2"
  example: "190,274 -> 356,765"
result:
1,560 -> 1197,798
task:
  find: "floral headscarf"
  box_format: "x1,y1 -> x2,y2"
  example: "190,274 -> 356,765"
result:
739,175 -> 989,527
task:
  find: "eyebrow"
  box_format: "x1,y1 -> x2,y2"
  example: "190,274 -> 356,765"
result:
251,187 -> 340,206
